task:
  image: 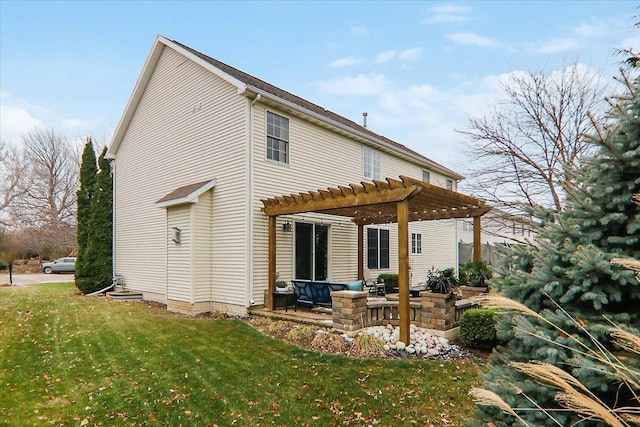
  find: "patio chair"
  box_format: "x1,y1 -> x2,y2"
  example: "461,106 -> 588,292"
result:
363,269 -> 386,296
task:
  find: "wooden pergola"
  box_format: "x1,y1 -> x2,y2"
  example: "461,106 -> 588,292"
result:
261,175 -> 491,343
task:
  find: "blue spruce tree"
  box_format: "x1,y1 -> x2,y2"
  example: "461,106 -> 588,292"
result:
472,75 -> 640,426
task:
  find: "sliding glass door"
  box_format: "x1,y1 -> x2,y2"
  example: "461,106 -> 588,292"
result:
295,222 -> 328,280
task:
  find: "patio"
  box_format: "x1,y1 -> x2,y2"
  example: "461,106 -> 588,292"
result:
250,291 -> 480,340
261,175 -> 490,342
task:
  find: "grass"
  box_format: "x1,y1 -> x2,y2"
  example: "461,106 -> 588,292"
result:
1,283 -> 483,426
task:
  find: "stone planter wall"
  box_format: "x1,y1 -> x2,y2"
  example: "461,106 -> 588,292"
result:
419,292 -> 457,330
459,286 -> 489,299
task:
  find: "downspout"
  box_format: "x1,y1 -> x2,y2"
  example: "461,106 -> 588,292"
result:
110,159 -> 116,284
247,93 -> 261,306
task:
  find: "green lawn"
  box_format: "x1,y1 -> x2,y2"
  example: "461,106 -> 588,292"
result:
0,283 -> 482,426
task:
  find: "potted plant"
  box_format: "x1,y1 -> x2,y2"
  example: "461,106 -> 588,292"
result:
275,272 -> 289,292
459,261 -> 492,287
425,267 -> 458,294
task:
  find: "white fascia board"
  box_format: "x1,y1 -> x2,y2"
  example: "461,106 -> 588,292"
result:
238,87 -> 464,181
107,36 -> 246,160
155,179 -> 217,209
107,35 -> 167,159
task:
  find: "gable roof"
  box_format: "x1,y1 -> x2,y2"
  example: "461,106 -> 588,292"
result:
107,36 -> 462,180
155,179 -> 216,208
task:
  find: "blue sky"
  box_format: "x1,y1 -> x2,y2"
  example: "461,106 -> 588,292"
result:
1,1 -> 638,173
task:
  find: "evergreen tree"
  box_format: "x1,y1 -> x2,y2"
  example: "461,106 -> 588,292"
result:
75,139 -> 97,294
472,76 -> 640,426
84,148 -> 113,291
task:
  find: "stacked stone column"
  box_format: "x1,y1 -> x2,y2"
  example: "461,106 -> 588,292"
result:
331,291 -> 368,332
419,292 -> 457,331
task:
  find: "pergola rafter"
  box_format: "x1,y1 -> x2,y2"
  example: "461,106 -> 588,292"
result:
261,175 -> 490,343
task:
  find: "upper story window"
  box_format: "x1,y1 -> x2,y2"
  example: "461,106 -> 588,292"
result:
267,111 -> 289,164
422,170 -> 430,183
363,147 -> 381,180
446,178 -> 454,191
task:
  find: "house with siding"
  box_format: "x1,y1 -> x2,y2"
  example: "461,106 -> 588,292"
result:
106,35 -> 476,315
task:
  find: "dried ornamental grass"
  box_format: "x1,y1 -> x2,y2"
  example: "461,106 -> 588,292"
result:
350,334 -> 386,357
310,332 -> 349,353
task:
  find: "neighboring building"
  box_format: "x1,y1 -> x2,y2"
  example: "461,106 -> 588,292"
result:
457,209 -> 535,265
106,36 -> 473,315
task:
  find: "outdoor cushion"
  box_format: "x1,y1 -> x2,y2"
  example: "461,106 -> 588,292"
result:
346,280 -> 364,291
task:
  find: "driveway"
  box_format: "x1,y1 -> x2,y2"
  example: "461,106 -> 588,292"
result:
1,272 -> 75,286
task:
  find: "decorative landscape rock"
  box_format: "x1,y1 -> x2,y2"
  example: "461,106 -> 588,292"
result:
353,325 -> 462,358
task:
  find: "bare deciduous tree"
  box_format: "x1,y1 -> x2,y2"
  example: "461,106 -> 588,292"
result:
12,129 -> 79,246
460,64 -> 609,217
0,141 -> 31,229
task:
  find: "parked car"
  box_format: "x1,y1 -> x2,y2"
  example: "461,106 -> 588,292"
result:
42,257 -> 76,274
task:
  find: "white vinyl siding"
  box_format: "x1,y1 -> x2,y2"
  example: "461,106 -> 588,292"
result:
113,46 -> 247,304
167,205 -> 192,302
193,190 -> 213,302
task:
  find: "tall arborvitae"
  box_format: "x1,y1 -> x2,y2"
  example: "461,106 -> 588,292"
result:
84,148 -> 113,291
75,139 -> 97,294
471,76 -> 640,426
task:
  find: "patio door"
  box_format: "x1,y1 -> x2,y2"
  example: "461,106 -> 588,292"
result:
295,222 -> 328,280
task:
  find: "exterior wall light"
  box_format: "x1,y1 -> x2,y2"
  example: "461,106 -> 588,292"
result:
282,221 -> 292,232
171,227 -> 182,243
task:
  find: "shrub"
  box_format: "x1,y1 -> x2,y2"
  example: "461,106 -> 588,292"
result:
376,273 -> 398,294
0,259 -> 8,270
460,308 -> 500,349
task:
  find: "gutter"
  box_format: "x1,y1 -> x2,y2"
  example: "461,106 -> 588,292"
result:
247,93 -> 261,306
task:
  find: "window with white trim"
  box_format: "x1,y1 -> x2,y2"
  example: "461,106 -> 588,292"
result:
367,228 -> 389,269
363,147 -> 381,180
267,111 -> 289,163
446,178 -> 454,191
422,170 -> 430,183
411,233 -> 422,254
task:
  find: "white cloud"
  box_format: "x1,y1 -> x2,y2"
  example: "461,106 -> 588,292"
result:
350,25 -> 368,36
619,36 -> 640,52
398,47 -> 422,61
530,37 -> 581,54
423,3 -> 472,25
316,74 -> 390,95
573,22 -> 606,38
0,101 -> 45,144
447,32 -> 501,48
328,56 -> 363,68
375,49 -> 397,64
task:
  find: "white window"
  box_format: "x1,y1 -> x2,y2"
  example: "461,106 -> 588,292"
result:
411,233 -> 422,254
363,147 -> 381,180
267,111 -> 289,163
446,178 -> 454,191
422,170 -> 430,183
367,228 -> 389,269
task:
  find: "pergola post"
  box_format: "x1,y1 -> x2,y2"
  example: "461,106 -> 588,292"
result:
267,215 -> 276,310
357,223 -> 364,280
397,199 -> 410,344
473,216 -> 482,262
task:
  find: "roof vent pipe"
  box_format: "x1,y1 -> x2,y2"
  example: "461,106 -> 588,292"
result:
362,112 -> 368,128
